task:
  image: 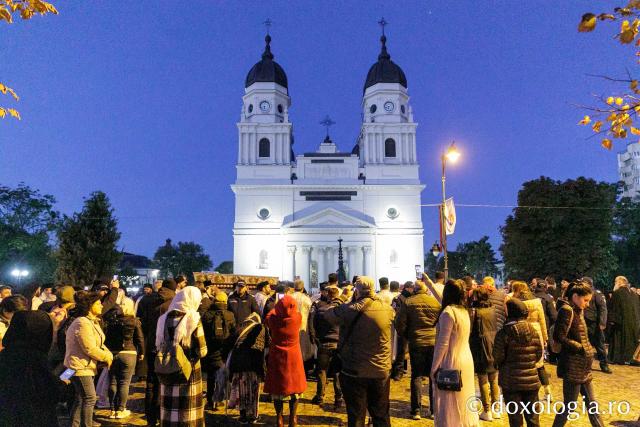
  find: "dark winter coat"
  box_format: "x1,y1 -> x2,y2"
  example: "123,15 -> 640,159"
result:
228,314 -> 266,377
554,299 -> 595,384
0,311 -> 60,427
394,289 -> 440,349
608,286 -> 640,364
534,289 -> 557,334
264,295 -> 307,396
228,292 -> 260,332
583,287 -> 607,330
103,310 -> 145,356
201,302 -> 236,370
493,318 -> 543,391
136,286 -> 175,356
308,297 -> 341,347
487,287 -> 507,331
469,305 -> 498,374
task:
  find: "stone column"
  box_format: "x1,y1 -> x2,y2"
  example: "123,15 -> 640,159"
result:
287,245 -> 296,281
362,246 -> 372,277
345,246 -> 356,279
301,246 -> 312,288
316,246 -> 326,285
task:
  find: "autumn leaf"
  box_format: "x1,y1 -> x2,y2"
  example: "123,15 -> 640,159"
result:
579,13 -> 597,32
601,139 -> 613,150
607,96 -> 615,105
0,108 -> 5,118
616,97 -> 624,105
592,121 -> 603,132
579,115 -> 592,125
7,108 -> 20,120
631,127 -> 640,135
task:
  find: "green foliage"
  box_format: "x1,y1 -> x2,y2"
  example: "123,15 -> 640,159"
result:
152,238 -> 212,281
56,191 -> 121,287
613,197 -> 640,284
424,237 -> 498,280
500,177 -> 618,287
0,183 -> 59,282
214,260 -> 233,274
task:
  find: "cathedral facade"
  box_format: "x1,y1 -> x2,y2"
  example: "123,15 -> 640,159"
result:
232,31 -> 425,290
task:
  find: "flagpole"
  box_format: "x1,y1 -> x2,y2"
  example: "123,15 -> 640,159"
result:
441,151 -> 449,281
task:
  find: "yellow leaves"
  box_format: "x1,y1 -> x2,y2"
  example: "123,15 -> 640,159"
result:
619,19 -> 640,44
0,5 -> 11,23
631,126 -> 640,135
0,0 -> 58,23
592,121 -> 603,132
601,139 -> 613,150
0,108 -> 5,118
579,13 -> 597,32
579,115 -> 592,125
607,96 -> 615,105
0,107 -> 20,120
616,97 -> 624,105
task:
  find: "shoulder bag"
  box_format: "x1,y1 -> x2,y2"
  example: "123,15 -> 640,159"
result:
330,298 -> 375,374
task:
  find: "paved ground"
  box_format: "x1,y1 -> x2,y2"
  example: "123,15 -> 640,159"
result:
63,362 -> 640,426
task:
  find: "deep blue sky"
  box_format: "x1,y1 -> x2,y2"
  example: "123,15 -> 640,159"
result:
0,1 -> 630,265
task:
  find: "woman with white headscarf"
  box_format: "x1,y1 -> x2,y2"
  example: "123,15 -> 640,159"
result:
155,287 -> 208,427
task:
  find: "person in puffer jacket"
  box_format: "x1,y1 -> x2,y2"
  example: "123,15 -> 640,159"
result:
551,281 -> 604,427
493,297 -> 543,427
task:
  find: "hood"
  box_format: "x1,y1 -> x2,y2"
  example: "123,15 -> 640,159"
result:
505,319 -> 536,344
240,312 -> 261,330
158,286 -> 175,302
275,294 -> 297,318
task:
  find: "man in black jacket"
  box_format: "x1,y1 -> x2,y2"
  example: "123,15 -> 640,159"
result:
395,282 -> 440,420
308,286 -> 343,407
391,281 -> 414,380
137,278 -> 176,426
228,281 -> 260,331
581,277 -> 612,374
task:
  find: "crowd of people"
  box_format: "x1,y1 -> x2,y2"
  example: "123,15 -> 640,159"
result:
0,271 -> 638,427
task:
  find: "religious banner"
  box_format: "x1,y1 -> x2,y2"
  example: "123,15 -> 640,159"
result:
193,272 -> 278,290
444,197 -> 457,235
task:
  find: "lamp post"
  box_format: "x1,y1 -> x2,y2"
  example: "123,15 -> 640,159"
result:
10,268 -> 29,287
440,142 -> 460,280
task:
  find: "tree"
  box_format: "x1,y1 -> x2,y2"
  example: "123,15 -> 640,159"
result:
56,191 -> 121,286
0,183 -> 59,282
500,177 -> 618,287
613,197 -> 640,284
214,261 -> 233,274
456,236 -> 499,281
152,239 -> 212,282
576,3 -> 640,150
1,0 -> 58,121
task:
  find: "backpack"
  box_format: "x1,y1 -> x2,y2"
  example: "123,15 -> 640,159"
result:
211,311 -> 230,341
549,307 -> 574,354
154,328 -> 192,385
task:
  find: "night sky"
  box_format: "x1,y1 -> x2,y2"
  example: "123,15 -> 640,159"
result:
0,1 -> 629,266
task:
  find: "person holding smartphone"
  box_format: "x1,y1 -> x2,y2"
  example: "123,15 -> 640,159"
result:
64,291 -> 113,427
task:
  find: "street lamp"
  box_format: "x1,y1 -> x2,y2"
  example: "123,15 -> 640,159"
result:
441,141 -> 460,280
10,268 -> 29,286
430,241 -> 441,257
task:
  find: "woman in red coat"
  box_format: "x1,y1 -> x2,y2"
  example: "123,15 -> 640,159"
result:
264,294 -> 307,427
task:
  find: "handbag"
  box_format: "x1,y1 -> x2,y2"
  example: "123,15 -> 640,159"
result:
333,298 -> 375,374
435,368 -> 462,391
154,330 -> 192,385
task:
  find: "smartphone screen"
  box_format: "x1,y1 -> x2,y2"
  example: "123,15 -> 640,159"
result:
59,368 -> 76,381
415,264 -> 423,279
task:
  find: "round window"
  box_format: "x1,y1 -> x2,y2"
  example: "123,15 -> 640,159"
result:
248,104 -> 253,113
258,208 -> 270,220
386,207 -> 399,219
369,104 -> 377,114
277,104 -> 284,114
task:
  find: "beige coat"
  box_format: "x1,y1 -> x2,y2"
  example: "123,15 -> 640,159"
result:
291,291 -> 314,361
522,297 -> 548,368
64,316 -> 113,376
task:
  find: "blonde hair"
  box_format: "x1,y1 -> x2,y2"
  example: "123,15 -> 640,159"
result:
482,276 -> 495,287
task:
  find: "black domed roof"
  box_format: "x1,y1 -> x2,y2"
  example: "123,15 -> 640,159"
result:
245,35 -> 288,89
363,35 -> 407,93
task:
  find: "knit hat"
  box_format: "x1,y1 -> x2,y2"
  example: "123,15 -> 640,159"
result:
506,297 -> 529,319
355,276 -> 375,295
214,292 -> 228,303
294,279 -> 305,292
57,285 -> 75,305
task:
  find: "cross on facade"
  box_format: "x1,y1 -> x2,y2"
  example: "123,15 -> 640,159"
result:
378,17 -> 388,36
320,115 -> 336,137
263,18 -> 272,34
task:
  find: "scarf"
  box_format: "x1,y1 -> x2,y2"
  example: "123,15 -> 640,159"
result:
155,286 -> 202,349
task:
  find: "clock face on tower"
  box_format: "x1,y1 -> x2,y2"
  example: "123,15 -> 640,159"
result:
259,101 -> 271,112
384,101 -> 395,112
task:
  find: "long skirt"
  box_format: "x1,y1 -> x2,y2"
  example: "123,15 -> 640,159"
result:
159,362 -> 204,427
229,372 -> 260,419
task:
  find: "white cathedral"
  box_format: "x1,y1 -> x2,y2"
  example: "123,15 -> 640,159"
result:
232,30 -> 425,290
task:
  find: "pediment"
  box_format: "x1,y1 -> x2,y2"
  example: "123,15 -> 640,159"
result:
282,203 -> 376,229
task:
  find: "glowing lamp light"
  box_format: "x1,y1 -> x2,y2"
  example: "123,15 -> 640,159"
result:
431,242 -> 441,257
11,269 -> 29,278
445,142 -> 461,163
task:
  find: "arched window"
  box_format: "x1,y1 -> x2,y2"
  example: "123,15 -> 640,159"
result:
259,138 -> 270,158
385,138 -> 396,157
259,250 -> 269,269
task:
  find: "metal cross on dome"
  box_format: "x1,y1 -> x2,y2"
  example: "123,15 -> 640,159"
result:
263,18 -> 273,34
378,17 -> 388,35
320,115 -> 336,137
